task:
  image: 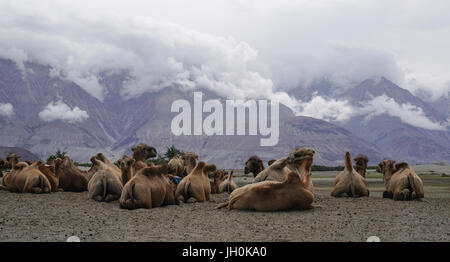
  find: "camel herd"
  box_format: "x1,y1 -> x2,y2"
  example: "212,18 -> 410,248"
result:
0,143 -> 425,212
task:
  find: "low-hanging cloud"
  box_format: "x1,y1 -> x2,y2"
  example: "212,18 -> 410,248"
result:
0,103 -> 14,117
359,95 -> 447,131
39,100 -> 89,123
297,93 -> 448,131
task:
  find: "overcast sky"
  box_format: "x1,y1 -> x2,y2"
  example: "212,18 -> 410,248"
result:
0,0 -> 449,129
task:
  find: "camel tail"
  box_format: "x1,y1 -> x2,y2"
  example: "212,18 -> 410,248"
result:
345,152 -> 352,172
215,201 -> 229,209
407,172 -> 424,199
184,179 -> 191,197
128,182 -> 136,202
102,176 -> 107,200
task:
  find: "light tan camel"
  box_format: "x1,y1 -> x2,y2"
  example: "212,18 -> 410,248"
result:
175,161 -> 216,203
119,164 -> 177,210
377,160 -> 424,201
88,154 -> 123,202
216,171 -> 314,211
331,152 -> 369,197
1,162 -> 51,193
253,147 -> 315,193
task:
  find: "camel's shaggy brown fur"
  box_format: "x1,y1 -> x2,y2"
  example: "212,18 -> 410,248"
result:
244,156 -> 264,177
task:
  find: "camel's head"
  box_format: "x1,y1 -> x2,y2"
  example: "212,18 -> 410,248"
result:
244,156 -> 264,176
131,143 -> 157,161
354,154 -> 369,170
268,159 -> 276,166
287,147 -> 315,170
376,159 -> 395,174
181,152 -> 198,168
6,153 -> 20,164
117,155 -> 135,171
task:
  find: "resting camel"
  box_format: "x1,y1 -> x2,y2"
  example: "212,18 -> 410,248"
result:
210,170 -> 226,194
377,160 -> 424,201
253,147 -> 315,193
0,162 -> 51,193
88,154 -> 124,202
117,155 -> 135,185
132,143 -> 157,171
218,171 -> 238,193
244,156 -> 264,177
216,171 -> 314,211
119,164 -> 178,210
168,156 -> 185,177
54,157 -> 91,192
331,152 -> 369,197
268,159 -> 276,166
354,154 -> 369,178
175,161 -> 216,203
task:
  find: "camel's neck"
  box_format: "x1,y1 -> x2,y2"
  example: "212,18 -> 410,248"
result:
185,160 -> 197,174
355,166 -> 366,178
383,169 -> 394,188
121,166 -> 134,185
10,159 -> 18,169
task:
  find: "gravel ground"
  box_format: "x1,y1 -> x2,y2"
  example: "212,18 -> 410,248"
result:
1,176 -> 449,242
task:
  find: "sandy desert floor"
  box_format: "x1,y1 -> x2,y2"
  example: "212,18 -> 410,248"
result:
1,165 -> 449,242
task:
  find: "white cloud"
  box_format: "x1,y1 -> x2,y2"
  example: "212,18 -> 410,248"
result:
359,95 -> 447,131
296,93 -> 448,130
0,103 -> 14,117
38,100 -> 89,123
296,94 -> 354,122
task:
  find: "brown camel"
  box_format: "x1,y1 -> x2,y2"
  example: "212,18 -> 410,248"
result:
218,171 -> 238,193
132,143 -> 157,171
253,147 -> 315,193
54,157 -> 90,192
88,154 -> 123,202
1,162 -> 51,193
244,156 -> 264,177
175,161 -> 216,203
117,155 -> 135,185
377,160 -> 424,201
331,152 -> 369,197
354,154 -> 369,178
168,156 -> 185,177
210,170 -> 226,194
181,152 -> 198,176
268,159 -> 276,166
216,171 -> 314,211
119,164 -> 177,210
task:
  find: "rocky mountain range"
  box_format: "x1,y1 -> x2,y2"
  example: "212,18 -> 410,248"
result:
0,58 -> 448,167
